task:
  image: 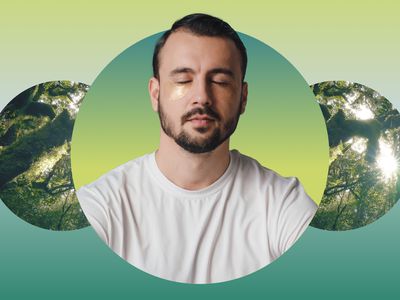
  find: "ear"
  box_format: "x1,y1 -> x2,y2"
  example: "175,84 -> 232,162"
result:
240,82 -> 248,114
148,77 -> 160,112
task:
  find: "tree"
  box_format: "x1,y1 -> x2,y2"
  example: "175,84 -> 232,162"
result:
311,81 -> 400,230
0,81 -> 90,230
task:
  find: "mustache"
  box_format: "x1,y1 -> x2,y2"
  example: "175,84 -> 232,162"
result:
181,107 -> 220,125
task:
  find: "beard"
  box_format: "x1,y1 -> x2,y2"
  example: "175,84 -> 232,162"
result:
157,99 -> 241,154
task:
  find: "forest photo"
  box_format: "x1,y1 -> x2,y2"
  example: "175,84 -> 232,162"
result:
0,81 -> 89,230
311,81 -> 400,230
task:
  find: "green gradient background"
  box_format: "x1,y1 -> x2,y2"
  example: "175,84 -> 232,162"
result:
1,1 -> 399,299
71,33 -> 328,204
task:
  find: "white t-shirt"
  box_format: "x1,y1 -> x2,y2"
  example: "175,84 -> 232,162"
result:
77,150 -> 317,283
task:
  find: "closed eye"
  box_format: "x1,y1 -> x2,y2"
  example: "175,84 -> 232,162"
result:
176,80 -> 192,84
211,80 -> 229,86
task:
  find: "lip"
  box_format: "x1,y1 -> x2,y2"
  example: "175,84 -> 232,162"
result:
187,114 -> 215,121
186,115 -> 215,128
189,119 -> 213,127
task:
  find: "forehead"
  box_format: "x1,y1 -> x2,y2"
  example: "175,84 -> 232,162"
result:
158,30 -> 242,76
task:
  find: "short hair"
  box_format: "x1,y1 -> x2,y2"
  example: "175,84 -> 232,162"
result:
152,13 -> 248,81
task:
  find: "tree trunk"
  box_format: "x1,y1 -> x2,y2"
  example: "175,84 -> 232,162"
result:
0,110 -> 73,187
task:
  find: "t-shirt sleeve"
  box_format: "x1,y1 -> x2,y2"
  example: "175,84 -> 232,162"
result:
76,185 -> 110,245
274,177 -> 317,257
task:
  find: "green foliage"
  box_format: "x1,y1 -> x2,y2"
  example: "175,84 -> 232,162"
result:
311,81 -> 400,230
0,81 -> 89,230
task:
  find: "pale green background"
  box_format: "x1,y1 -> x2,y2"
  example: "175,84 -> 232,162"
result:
1,1 -> 399,299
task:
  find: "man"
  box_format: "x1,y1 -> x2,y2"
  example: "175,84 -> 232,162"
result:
77,13 -> 317,284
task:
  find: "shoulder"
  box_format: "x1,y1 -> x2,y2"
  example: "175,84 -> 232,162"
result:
232,150 -> 297,189
77,153 -> 150,205
232,150 -> 317,209
232,151 -> 317,255
76,153 -> 152,243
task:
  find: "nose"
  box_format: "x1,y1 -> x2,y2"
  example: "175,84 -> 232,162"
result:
192,78 -> 212,106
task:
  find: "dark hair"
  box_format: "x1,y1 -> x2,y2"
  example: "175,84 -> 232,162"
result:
152,13 -> 247,81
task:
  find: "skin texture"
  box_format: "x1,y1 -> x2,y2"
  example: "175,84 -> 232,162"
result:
169,85 -> 187,102
148,30 -> 248,190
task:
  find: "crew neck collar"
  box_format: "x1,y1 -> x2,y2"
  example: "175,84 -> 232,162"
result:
147,150 -> 239,198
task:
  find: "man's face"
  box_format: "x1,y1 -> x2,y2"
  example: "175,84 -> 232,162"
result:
149,30 -> 248,153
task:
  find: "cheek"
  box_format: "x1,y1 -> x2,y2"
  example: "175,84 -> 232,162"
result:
170,85 -> 190,102
214,89 -> 241,113
212,84 -> 238,99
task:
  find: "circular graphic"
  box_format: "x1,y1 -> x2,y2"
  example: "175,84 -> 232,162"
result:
311,81 -> 400,230
0,81 -> 90,230
71,31 -> 328,283
72,33 -> 328,199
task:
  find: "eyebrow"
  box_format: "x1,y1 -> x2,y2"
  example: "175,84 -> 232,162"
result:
169,67 -> 195,77
208,68 -> 235,79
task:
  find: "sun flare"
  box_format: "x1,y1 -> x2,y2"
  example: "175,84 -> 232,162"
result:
354,105 -> 374,120
377,140 -> 398,180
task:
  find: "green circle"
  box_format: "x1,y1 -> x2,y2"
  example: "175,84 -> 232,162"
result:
0,81 -> 90,230
311,81 -> 400,231
72,33 -> 328,206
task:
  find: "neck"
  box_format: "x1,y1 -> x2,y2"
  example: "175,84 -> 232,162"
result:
155,131 -> 231,190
